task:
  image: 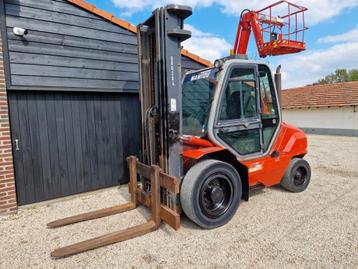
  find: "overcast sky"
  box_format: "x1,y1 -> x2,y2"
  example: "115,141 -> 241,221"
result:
87,0 -> 358,88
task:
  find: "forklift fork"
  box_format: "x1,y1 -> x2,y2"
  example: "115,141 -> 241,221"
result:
48,156 -> 180,258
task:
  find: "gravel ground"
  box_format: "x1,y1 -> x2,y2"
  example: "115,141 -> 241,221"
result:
0,134 -> 357,269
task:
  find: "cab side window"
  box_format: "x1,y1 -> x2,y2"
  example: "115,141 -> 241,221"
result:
259,66 -> 278,119
259,65 -> 279,151
219,68 -> 257,121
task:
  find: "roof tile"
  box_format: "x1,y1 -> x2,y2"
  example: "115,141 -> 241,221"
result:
282,81 -> 358,109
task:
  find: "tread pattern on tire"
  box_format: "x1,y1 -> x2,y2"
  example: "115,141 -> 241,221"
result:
180,159 -> 242,229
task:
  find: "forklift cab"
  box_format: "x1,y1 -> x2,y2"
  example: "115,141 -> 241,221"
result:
181,59 -> 310,229
182,59 -> 281,160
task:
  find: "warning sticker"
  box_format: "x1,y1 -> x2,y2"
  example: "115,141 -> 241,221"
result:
170,98 -> 177,112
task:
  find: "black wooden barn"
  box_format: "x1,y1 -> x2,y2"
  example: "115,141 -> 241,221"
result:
0,0 -> 211,206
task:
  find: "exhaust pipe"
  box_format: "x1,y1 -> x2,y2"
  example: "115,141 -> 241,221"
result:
275,65 -> 282,103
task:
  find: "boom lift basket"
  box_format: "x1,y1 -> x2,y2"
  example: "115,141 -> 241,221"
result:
256,1 -> 308,56
233,0 -> 308,57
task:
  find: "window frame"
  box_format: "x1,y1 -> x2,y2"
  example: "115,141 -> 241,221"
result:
213,63 -> 264,156
214,63 -> 261,128
208,61 -> 283,160
258,64 -> 279,120
181,67 -> 218,137
218,77 -> 258,123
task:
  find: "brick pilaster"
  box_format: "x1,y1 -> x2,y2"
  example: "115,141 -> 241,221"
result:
0,30 -> 17,214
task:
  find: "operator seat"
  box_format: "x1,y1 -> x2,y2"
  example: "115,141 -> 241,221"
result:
226,91 -> 241,119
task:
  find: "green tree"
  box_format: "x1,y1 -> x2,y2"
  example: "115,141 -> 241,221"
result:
317,69 -> 358,84
350,69 -> 358,81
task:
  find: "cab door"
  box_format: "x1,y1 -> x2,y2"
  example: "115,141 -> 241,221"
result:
214,64 -> 263,157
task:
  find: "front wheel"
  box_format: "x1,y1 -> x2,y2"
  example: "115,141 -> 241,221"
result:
180,159 -> 242,229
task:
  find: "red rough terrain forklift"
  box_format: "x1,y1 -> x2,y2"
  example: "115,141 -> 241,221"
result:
48,1 -> 311,257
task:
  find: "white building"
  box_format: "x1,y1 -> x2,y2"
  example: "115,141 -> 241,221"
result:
282,81 -> 358,136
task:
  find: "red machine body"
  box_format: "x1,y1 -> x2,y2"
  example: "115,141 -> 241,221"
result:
182,123 -> 307,188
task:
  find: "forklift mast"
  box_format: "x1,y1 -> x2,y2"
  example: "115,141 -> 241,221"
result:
137,5 -> 192,179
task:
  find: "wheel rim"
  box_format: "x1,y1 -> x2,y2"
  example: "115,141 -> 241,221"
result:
199,173 -> 233,219
293,166 -> 307,186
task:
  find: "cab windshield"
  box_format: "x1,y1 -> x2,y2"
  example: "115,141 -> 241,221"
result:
182,68 -> 217,136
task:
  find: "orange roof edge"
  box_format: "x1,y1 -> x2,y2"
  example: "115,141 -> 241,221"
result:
67,0 -> 212,67
181,49 -> 212,67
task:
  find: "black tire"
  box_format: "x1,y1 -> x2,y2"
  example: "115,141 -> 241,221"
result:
180,159 -> 242,229
280,158 -> 311,193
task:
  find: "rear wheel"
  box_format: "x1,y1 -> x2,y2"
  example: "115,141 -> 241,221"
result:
280,158 -> 311,192
180,159 -> 242,229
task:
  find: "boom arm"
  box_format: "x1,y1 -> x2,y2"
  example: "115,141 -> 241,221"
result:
233,11 -> 263,56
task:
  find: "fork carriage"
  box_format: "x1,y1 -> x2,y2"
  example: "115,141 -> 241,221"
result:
48,156 -> 180,258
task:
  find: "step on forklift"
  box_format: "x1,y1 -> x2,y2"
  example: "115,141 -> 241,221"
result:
48,1 -> 311,258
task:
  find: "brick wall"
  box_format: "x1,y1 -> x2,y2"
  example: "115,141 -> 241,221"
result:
0,31 -> 17,214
